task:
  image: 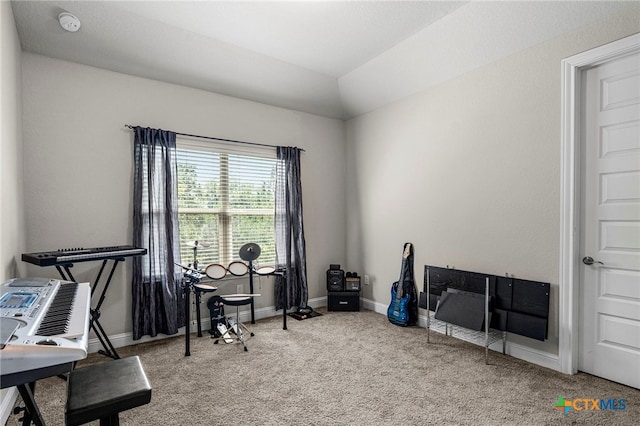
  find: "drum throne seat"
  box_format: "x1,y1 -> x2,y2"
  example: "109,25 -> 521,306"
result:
213,295 -> 256,351
209,242 -> 263,352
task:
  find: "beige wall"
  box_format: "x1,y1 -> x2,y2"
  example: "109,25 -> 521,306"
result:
21,53 -> 346,339
1,0 -> 26,281
345,10 -> 640,358
0,0 -> 26,420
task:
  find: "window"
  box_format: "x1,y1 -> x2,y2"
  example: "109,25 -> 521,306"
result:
176,139 -> 277,270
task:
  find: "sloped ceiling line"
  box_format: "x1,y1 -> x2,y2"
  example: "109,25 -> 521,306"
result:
10,1 -> 633,120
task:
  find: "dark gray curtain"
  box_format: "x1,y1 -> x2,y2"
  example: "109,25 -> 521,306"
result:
132,127 -> 184,340
275,147 -> 308,310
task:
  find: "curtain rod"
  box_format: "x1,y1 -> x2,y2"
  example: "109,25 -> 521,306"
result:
124,124 -> 305,152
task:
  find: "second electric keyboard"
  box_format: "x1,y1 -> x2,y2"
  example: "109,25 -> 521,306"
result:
21,245 -> 147,267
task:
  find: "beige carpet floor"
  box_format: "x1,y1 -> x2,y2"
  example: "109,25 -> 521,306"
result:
8,308 -> 640,425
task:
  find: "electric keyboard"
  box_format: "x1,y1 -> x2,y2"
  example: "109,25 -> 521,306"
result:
21,245 -> 147,266
0,277 -> 91,388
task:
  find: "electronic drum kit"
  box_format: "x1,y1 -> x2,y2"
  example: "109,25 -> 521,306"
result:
180,240 -> 282,355
182,240 -> 277,282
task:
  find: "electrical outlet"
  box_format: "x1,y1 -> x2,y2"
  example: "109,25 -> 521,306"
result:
364,275 -> 370,286
237,284 -> 243,294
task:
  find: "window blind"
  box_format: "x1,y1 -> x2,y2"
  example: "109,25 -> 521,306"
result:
176,139 -> 277,270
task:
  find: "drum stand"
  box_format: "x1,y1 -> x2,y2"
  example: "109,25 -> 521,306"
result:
181,266 -> 217,356
209,243 -> 261,351
188,240 -> 208,271
182,270 -> 198,357
182,241 -> 219,355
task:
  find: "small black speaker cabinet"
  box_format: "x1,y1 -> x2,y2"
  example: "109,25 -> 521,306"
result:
327,269 -> 344,292
328,291 -> 360,311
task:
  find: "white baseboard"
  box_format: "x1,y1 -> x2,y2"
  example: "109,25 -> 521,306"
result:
361,298 -> 387,313
504,340 -> 560,371
363,297 -> 561,372
1,387 -> 18,425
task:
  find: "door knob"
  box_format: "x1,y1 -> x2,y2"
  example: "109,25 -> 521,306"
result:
582,256 -> 604,266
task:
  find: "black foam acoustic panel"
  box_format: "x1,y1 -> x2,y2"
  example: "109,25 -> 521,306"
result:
511,278 -> 550,318
424,265 -> 550,341
494,276 -> 513,311
490,308 -> 508,331
434,291 -> 489,332
506,311 -> 548,341
418,291 -> 428,309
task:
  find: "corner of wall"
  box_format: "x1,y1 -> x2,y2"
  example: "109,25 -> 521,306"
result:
1,1 -> 26,422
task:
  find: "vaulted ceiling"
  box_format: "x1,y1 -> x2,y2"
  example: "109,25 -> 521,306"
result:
10,1 -> 632,119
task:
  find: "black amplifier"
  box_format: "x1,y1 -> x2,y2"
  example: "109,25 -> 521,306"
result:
344,277 -> 361,291
328,291 -> 360,311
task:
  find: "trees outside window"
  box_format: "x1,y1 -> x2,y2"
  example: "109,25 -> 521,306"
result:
176,141 -> 276,269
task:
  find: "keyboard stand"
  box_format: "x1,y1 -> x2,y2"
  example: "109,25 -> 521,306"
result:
55,258 -> 124,359
16,382 -> 44,426
3,362 -> 75,426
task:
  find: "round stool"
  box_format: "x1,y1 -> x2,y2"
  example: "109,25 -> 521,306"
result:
215,294 -> 259,351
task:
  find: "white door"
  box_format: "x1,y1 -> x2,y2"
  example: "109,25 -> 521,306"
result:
578,49 -> 640,389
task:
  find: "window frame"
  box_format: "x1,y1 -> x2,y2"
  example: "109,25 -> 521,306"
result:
176,138 -> 277,271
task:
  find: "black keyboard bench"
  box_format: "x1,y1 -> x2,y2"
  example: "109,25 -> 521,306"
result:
65,356 -> 152,426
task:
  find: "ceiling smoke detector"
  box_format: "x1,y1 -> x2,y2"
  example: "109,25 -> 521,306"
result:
58,12 -> 81,33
